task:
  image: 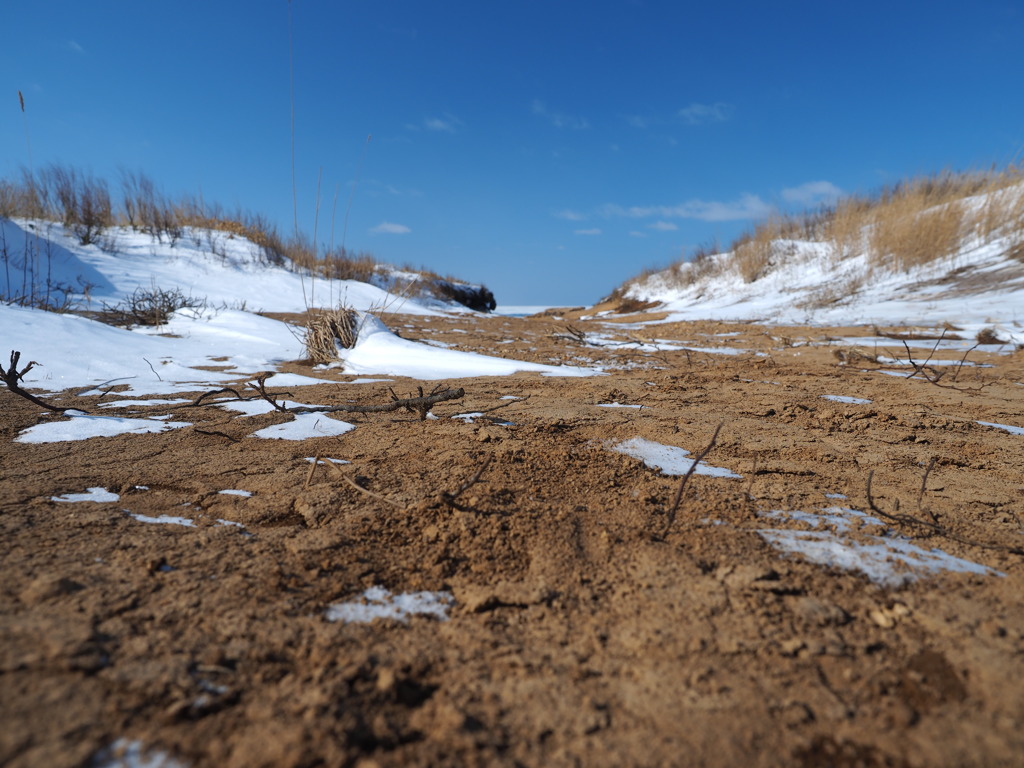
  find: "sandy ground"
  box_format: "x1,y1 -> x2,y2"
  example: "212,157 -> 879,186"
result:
2,310 -> 1024,768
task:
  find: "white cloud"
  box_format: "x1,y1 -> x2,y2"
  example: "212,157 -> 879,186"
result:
532,100 -> 590,130
371,222 -> 411,234
781,180 -> 843,207
677,102 -> 734,125
553,209 -> 586,221
625,114 -> 651,129
423,113 -> 463,133
68,40 -> 86,54
649,220 -> 678,231
629,231 -> 648,238
574,228 -> 602,236
600,194 -> 771,222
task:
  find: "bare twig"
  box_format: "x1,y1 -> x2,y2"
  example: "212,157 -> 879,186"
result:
917,458 -> 938,523
463,395 -> 530,415
304,454 -> 321,488
1,350 -> 81,413
323,461 -> 403,508
663,422 -> 724,534
866,470 -> 1024,557
193,427 -> 239,443
192,376 -> 465,420
142,357 -> 163,381
449,455 -> 493,501
551,324 -> 592,344
192,387 -> 247,407
951,343 -> 980,383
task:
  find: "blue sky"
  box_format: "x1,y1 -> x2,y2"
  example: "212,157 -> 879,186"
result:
4,1 -> 1023,305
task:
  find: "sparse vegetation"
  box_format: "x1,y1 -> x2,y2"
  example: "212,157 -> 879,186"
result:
100,285 -> 205,328
609,166 -> 1024,299
1,218 -> 93,312
1,164 -> 496,313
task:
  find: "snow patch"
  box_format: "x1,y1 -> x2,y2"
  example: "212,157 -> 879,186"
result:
52,487 -> 120,503
127,513 -> 196,528
325,586 -> 454,624
758,507 -> 1001,587
977,421 -> 1024,436
821,394 -> 872,405
16,411 -> 190,443
249,413 -> 356,440
610,437 -> 742,478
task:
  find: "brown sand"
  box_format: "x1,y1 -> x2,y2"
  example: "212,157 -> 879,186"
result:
2,311 -> 1023,767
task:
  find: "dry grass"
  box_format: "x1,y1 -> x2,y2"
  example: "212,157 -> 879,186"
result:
303,308 -> 359,363
613,166 -> 1024,298
1,164 -> 386,285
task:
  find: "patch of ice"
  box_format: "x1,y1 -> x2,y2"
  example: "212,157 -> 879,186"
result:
218,489 -> 252,497
346,378 -> 393,384
825,493 -> 848,499
325,586 -> 453,623
16,411 -> 191,444
876,355 -> 990,367
821,394 -> 872,405
758,506 -> 1001,587
758,529 -> 999,587
52,487 -> 120,503
597,402 -> 643,409
761,506 -> 884,534
304,456 -> 351,464
99,399 -> 191,408
977,421 -> 1024,436
682,346 -> 756,356
216,519 -> 246,529
249,413 -> 356,440
128,513 -> 196,528
610,437 -> 742,479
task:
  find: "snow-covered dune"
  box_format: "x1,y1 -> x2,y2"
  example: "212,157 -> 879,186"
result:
614,209 -> 1024,345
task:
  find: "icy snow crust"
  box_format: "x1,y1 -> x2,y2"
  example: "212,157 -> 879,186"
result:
757,507 -> 1001,587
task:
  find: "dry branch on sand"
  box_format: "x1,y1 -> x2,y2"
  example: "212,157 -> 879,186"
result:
193,373 -> 465,421
1,350 -> 82,413
865,468 -> 1024,557
660,422 -> 724,537
306,453 -> 493,514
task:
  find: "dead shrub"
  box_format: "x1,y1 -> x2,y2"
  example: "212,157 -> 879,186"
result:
100,286 -> 205,328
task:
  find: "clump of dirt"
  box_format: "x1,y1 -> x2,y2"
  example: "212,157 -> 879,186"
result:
2,311 -> 1023,767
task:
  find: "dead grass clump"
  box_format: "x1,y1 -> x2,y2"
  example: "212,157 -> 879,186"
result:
824,196 -> 872,262
867,179 -> 966,271
733,216 -> 795,283
304,308 -> 359,364
975,327 -> 1007,345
